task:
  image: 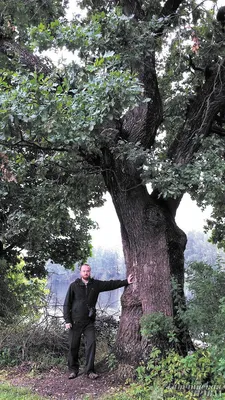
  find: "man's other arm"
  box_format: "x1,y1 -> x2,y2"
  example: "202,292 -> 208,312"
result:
63,284 -> 74,328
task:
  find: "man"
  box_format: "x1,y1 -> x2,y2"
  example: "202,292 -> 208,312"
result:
63,263 -> 133,380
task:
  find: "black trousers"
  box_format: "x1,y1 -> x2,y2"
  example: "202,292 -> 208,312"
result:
68,320 -> 96,374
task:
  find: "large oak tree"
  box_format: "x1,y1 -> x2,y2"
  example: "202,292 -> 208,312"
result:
1,0 -> 225,361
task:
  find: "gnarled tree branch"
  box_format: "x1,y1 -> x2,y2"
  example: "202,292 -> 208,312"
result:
0,38 -> 52,74
169,61 -> 225,164
160,0 -> 184,18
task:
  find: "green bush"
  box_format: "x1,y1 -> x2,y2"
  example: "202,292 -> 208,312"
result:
184,260 -> 225,344
140,312 -> 175,339
103,347 -> 225,399
140,312 -> 179,354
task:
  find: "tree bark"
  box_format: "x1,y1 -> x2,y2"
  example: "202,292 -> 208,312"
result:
101,153 -> 192,362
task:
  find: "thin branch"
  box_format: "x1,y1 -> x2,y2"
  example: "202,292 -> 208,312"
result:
0,39 -> 52,75
0,139 -> 70,153
211,124 -> 225,136
155,0 -> 184,36
160,0 -> 184,17
169,59 -> 225,164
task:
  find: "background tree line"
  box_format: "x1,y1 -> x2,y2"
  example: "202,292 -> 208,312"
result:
1,229 -> 224,324
47,230 -> 225,308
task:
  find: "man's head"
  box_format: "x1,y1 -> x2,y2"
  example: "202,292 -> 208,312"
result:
80,264 -> 91,281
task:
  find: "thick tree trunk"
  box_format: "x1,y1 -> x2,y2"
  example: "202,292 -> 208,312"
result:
102,155 -> 193,362
112,187 -> 191,362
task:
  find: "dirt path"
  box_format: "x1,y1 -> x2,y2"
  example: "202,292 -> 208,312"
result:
0,364 -> 120,399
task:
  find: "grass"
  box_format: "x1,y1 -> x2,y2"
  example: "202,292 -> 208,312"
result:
0,383 -> 47,400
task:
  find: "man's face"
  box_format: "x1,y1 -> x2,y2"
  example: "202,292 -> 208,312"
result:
80,265 -> 91,280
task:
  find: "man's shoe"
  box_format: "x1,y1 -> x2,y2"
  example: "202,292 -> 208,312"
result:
68,372 -> 78,379
87,372 -> 99,380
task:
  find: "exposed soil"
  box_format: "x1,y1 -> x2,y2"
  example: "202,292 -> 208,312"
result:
0,362 -> 123,399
